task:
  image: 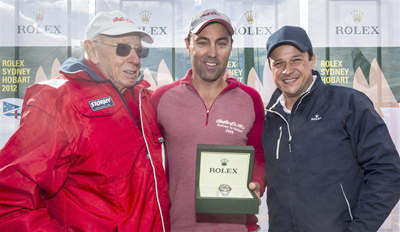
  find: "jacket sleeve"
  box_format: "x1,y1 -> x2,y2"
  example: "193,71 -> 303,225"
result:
0,105 -> 71,231
247,90 -> 266,196
346,92 -> 400,232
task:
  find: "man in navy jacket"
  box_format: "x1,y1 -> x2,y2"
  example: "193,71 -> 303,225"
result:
262,25 -> 400,232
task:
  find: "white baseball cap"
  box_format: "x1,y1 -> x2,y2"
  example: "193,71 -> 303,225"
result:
189,9 -> 234,35
85,11 -> 153,44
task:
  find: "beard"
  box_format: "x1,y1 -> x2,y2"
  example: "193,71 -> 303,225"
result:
195,57 -> 226,83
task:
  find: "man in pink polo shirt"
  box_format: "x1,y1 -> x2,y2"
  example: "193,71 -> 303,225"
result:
151,9 -> 265,231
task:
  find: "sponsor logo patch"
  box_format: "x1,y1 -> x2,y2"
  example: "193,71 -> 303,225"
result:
311,114 -> 322,121
88,96 -> 115,111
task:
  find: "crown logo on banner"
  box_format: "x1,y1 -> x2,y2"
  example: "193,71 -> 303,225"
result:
351,10 -> 363,23
220,158 -> 229,167
245,10 -> 256,24
33,9 -> 46,22
140,10 -> 151,24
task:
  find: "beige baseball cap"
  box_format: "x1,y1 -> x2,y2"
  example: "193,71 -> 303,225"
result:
85,11 -> 153,44
188,9 -> 234,35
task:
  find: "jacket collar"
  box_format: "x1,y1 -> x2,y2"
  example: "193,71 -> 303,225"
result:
60,57 -> 105,82
59,57 -> 150,88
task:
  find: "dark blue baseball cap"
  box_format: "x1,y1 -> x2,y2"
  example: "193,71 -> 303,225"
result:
266,26 -> 313,58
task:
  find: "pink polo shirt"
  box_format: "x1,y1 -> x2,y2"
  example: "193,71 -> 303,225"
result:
152,69 -> 265,232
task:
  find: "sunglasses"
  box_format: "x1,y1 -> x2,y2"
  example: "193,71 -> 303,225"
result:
93,40 -> 149,58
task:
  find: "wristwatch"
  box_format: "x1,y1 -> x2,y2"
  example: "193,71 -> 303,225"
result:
218,184 -> 232,197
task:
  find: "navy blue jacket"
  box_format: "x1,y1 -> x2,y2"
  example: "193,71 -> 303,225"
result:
262,71 -> 400,232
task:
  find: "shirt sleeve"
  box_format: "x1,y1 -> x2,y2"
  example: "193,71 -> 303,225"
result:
0,105 -> 71,231
246,90 -> 266,196
346,92 -> 400,232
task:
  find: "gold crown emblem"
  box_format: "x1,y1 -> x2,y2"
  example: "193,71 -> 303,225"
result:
33,9 -> 46,22
351,10 -> 363,23
139,10 -> 151,24
245,10 -> 256,24
220,158 -> 229,167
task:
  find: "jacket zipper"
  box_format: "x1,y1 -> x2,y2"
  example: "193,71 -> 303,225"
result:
267,100 -> 296,227
267,83 -> 314,227
267,92 -> 310,156
287,92 -> 309,153
266,108 -> 292,153
340,183 -> 354,220
276,126 -> 282,159
107,82 -> 140,231
293,92 -> 310,113
138,88 -> 166,232
188,86 -> 224,126
108,80 -> 139,129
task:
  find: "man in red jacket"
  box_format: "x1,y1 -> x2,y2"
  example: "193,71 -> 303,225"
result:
0,11 -> 170,231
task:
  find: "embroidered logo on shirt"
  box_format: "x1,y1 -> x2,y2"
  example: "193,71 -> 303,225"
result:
88,96 -> 115,111
311,114 -> 322,121
216,119 -> 245,135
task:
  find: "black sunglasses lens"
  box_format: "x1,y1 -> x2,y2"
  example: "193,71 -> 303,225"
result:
115,44 -> 149,58
116,44 -> 131,56
138,47 -> 149,58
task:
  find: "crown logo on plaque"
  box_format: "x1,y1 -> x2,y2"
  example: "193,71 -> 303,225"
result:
245,10 -> 256,24
220,158 -> 229,167
33,9 -> 46,22
140,10 -> 151,24
351,10 -> 363,23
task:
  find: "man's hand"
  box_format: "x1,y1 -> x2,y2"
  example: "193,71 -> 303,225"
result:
249,182 -> 261,205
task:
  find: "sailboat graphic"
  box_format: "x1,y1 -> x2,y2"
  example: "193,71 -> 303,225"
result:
352,49 -> 398,117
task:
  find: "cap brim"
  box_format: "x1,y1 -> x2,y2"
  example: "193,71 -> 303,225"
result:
100,27 -> 153,44
268,40 -> 310,57
191,19 -> 234,35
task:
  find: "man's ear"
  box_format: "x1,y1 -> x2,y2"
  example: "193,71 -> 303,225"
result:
84,40 -> 99,64
268,58 -> 272,70
310,53 -> 316,70
229,38 -> 233,56
184,38 -> 191,55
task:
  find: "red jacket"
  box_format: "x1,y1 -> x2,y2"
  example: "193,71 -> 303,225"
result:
0,58 -> 170,231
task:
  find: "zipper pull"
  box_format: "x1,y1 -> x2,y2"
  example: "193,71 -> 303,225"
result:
206,109 -> 210,125
276,126 -> 282,159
